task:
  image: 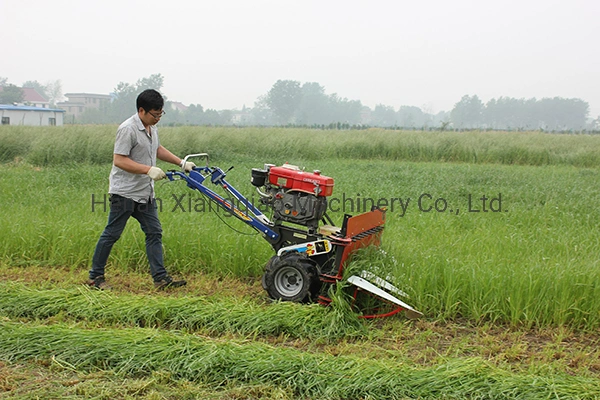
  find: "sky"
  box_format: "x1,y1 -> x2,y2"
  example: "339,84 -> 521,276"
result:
2,0 -> 599,116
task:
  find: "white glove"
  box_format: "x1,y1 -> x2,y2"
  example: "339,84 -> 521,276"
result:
146,166 -> 166,181
180,160 -> 196,173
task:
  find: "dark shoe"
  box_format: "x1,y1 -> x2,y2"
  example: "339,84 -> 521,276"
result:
88,275 -> 111,290
154,275 -> 187,290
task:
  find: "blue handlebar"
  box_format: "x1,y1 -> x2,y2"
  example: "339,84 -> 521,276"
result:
166,168 -> 278,240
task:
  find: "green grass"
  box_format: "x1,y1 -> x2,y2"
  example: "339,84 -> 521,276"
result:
1,125 -> 600,330
1,321 -> 599,400
2,122 -> 600,397
0,282 -> 364,341
3,125 -> 600,167
1,156 -> 599,329
0,362 -> 294,400
0,361 -> 295,400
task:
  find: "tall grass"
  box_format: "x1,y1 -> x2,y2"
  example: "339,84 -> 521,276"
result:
379,163 -> 600,329
3,125 -> 600,166
2,126 -> 600,329
0,282 -> 364,340
2,321 -> 599,400
2,159 -> 600,329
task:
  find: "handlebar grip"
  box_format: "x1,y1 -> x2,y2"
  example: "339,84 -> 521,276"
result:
183,153 -> 209,166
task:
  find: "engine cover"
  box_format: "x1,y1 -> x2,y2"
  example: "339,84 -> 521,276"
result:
268,164 -> 334,197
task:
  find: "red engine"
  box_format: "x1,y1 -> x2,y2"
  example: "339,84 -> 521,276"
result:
251,163 -> 334,230
267,164 -> 334,197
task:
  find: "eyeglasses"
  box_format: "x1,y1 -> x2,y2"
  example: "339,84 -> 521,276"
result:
147,110 -> 165,119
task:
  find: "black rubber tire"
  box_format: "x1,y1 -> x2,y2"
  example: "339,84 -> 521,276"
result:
261,255 -> 278,291
262,253 -> 321,303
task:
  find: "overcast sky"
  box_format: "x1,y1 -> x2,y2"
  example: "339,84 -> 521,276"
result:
2,0 -> 599,116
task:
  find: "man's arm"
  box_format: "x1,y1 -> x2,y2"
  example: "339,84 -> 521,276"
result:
113,144 -> 182,174
157,145 -> 182,166
113,154 -> 152,174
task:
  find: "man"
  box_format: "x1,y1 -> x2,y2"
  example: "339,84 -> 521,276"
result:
88,89 -> 195,290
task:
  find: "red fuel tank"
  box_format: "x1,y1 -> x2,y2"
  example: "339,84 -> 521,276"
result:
268,164 -> 334,197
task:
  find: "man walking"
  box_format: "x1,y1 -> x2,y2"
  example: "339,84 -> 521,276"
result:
89,89 -> 195,290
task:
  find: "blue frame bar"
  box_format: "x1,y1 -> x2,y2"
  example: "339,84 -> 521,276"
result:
167,168 -> 279,240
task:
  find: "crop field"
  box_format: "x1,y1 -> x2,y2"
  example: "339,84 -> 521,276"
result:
1,125 -> 600,399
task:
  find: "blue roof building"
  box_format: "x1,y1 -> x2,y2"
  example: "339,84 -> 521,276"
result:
0,104 -> 65,126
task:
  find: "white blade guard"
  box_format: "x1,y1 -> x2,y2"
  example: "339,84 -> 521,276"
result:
347,275 -> 423,319
359,270 -> 409,298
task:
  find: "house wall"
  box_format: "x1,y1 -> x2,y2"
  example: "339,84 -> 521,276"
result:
0,109 -> 64,126
57,93 -> 112,118
56,102 -> 86,117
23,100 -> 50,108
66,94 -> 110,109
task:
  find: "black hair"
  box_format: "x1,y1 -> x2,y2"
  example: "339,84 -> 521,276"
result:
136,89 -> 164,112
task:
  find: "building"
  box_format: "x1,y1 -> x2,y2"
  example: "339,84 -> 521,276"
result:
169,101 -> 188,112
57,93 -> 112,118
21,87 -> 50,108
0,105 -> 65,126
0,86 -> 49,108
231,110 -> 254,125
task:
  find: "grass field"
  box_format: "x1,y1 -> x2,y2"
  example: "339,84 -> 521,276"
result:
1,125 -> 600,399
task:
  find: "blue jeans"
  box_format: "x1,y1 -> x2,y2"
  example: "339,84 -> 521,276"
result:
90,194 -> 168,282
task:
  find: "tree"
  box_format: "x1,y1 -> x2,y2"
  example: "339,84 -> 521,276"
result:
537,97 -> 588,131
432,111 -> 451,130
590,116 -> 600,131
107,73 -> 165,123
295,82 -> 330,125
135,74 -> 165,94
397,106 -> 426,128
106,82 -> 138,122
20,79 -> 62,107
371,104 -> 397,127
328,94 -> 362,125
45,80 -> 63,107
450,95 -> 484,129
77,107 -> 113,124
251,95 -> 275,125
203,109 -> 223,125
0,84 -> 24,104
183,104 -> 205,125
265,80 -> 302,124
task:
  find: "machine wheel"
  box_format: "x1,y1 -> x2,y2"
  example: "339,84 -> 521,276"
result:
261,255 -> 277,291
262,253 -> 321,303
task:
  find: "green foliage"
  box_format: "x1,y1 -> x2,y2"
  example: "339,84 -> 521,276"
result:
25,126 -> 114,165
1,127 -> 600,329
0,83 -> 24,104
458,96 -> 590,131
64,73 -> 166,124
0,282 -> 364,341
4,125 -> 600,167
2,125 -> 600,397
0,126 -> 33,161
2,321 -> 599,399
261,80 -> 365,126
451,94 -> 484,129
266,79 -> 303,124
371,104 -> 398,126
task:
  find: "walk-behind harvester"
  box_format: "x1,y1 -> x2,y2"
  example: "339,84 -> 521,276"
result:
167,154 -> 422,319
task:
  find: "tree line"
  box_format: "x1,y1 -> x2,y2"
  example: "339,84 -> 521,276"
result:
451,95 -> 590,131
1,75 -> 597,131
146,77 -> 597,131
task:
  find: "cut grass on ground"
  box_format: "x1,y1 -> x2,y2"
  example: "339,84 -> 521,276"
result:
1,265 -> 599,379
2,320 -> 600,400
